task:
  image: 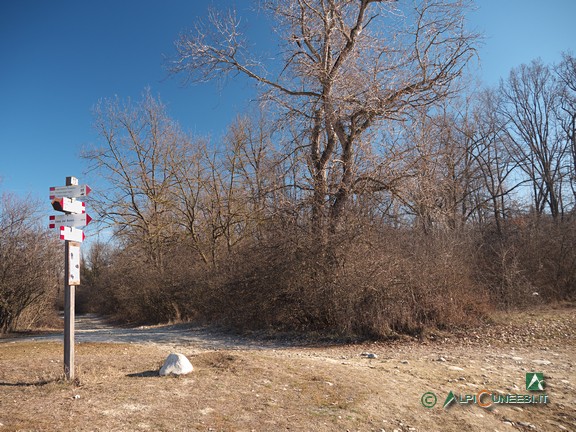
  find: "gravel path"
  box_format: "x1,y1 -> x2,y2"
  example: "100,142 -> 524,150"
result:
0,314 -> 278,351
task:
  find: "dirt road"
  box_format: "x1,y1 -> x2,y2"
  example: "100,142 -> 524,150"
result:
0,314 -> 278,351
0,307 -> 574,431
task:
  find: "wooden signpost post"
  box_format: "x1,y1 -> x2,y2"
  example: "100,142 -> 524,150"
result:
49,176 -> 91,381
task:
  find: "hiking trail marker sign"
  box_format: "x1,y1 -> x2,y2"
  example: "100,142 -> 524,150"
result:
49,213 -> 92,229
49,176 -> 91,381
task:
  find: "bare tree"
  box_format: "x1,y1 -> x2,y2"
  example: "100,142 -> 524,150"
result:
391,103 -> 481,231
0,194 -> 60,333
85,89 -> 190,269
170,0 -> 478,236
556,52 -> 576,205
499,60 -> 568,219
469,89 -> 519,231
86,90 -> 282,270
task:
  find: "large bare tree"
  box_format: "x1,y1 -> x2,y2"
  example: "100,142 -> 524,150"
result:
170,0 -> 478,236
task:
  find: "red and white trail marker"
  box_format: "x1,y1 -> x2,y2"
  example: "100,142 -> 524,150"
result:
59,226 -> 85,243
49,184 -> 91,200
52,197 -> 85,214
49,213 -> 92,229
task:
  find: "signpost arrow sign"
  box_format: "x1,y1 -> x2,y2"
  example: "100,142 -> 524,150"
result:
49,184 -> 91,200
59,226 -> 85,243
52,197 -> 85,214
49,213 -> 92,229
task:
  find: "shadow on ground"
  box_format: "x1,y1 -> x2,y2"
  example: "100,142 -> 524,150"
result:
126,370 -> 161,378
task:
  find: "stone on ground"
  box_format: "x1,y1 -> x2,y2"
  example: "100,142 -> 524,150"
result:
159,353 -> 193,376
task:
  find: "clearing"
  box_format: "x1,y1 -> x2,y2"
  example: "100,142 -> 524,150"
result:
0,306 -> 574,431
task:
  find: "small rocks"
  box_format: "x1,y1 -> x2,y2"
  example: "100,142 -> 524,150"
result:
448,365 -> 464,371
360,352 -> 378,359
503,419 -> 536,429
437,356 -> 447,362
199,407 -> 215,415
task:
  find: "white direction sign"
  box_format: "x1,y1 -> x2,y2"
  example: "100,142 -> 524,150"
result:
50,184 -> 91,199
68,243 -> 81,286
49,213 -> 92,229
52,197 -> 85,214
59,226 -> 85,243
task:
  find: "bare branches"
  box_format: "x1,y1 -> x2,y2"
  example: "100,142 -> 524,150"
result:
0,194 -> 59,333
499,60 -> 568,219
168,0 -> 478,235
171,7 -> 320,98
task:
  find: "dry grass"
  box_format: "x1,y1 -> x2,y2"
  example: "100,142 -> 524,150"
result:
0,306 -> 575,431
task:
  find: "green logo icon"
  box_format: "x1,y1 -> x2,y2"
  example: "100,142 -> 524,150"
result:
421,392 -> 437,408
526,373 -> 545,391
443,391 -> 456,408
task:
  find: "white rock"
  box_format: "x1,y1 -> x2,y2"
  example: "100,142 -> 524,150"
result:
159,353 -> 194,376
448,366 -> 464,371
533,359 -> 551,366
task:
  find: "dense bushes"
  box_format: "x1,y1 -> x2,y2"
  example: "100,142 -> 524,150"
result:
78,214 -> 575,338
477,217 -> 576,309
199,225 -> 490,337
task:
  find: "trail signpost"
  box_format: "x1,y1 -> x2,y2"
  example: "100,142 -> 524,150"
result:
51,197 -> 86,214
49,213 -> 92,229
49,176 -> 91,381
59,226 -> 86,242
50,184 -> 91,199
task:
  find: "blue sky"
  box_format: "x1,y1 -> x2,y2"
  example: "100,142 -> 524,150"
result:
0,0 -> 575,209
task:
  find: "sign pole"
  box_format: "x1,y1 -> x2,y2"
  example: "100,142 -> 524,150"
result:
64,238 -> 75,381
50,176 -> 89,381
63,176 -> 77,381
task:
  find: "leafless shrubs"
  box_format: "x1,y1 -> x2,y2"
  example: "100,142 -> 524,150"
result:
175,221 -> 490,338
0,194 -> 61,333
477,217 -> 576,309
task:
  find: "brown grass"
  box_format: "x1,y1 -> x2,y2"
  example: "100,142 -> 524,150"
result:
0,306 -> 575,431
